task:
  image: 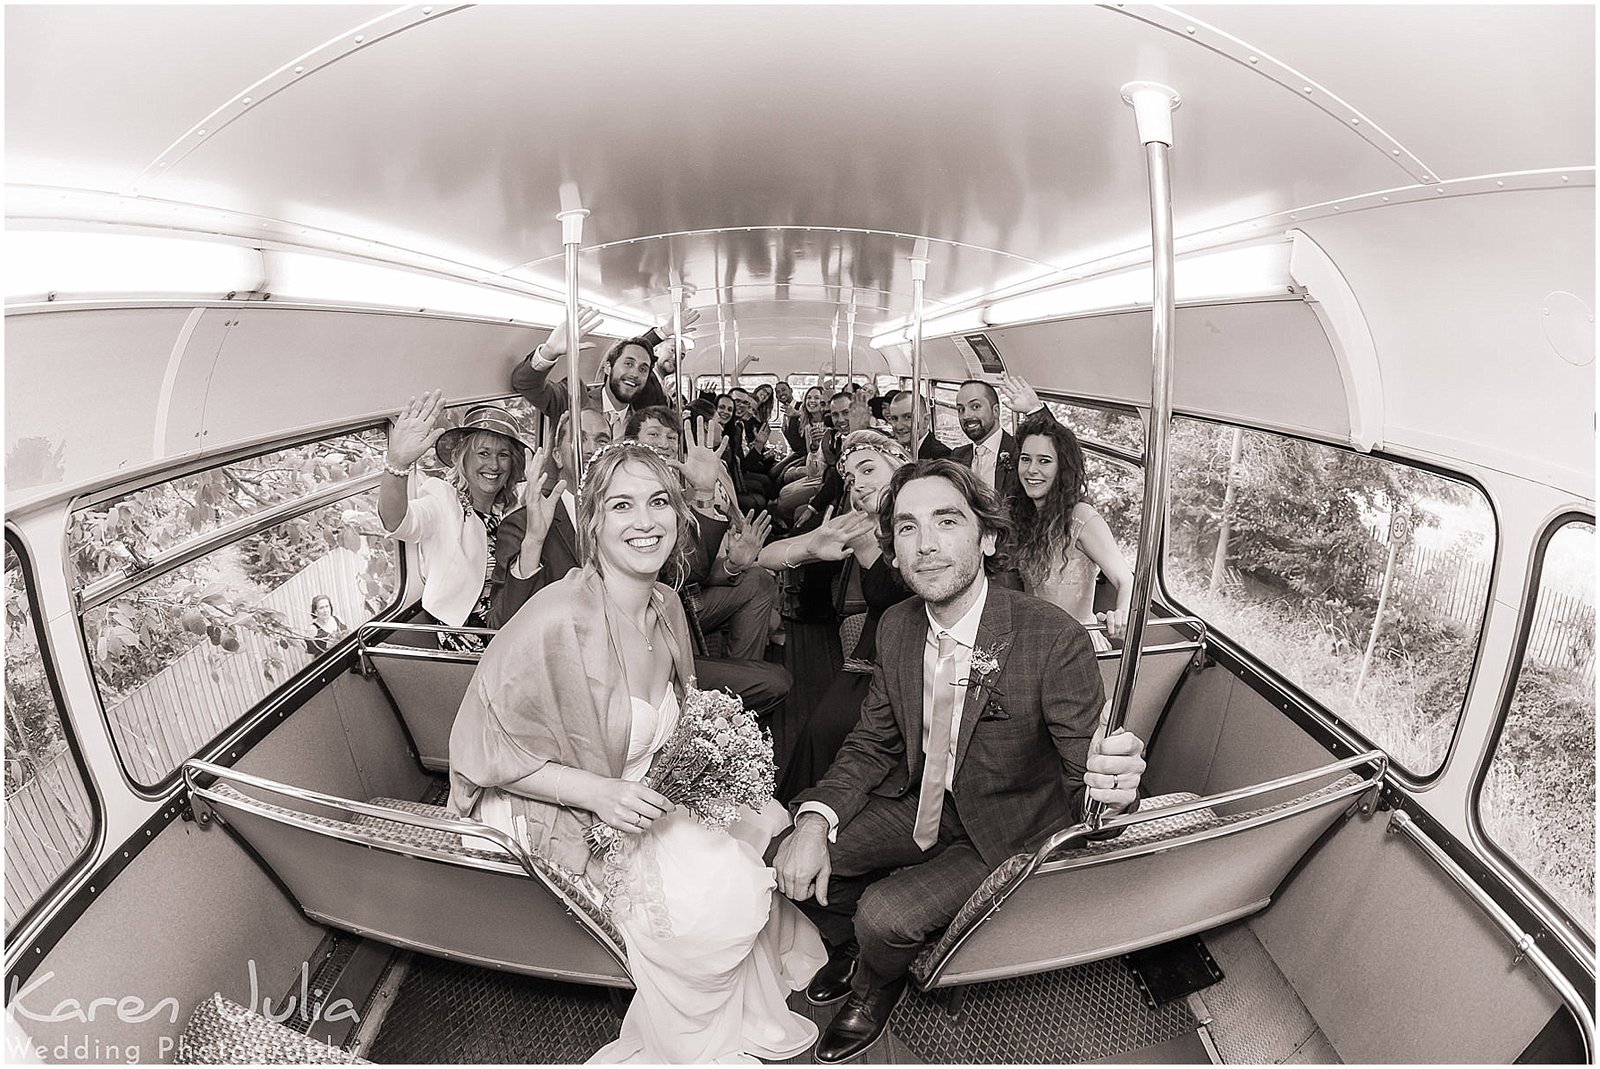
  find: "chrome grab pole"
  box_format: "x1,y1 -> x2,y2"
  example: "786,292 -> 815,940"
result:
845,288 -> 857,384
670,282 -> 686,456
557,193 -> 589,488
1088,82 -> 1181,831
909,249 -> 929,450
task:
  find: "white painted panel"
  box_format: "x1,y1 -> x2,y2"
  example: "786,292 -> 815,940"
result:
967,300 -> 1350,443
1298,187 -> 1594,494
4,307 -> 188,494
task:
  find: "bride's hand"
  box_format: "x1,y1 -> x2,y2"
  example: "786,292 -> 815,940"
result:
585,778 -> 674,833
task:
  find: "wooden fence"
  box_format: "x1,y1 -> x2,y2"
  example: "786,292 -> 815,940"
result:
5,547 -> 375,930
4,748 -> 94,931
1373,544 -> 1594,684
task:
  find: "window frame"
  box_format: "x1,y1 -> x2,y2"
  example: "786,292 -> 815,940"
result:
68,428 -> 408,799
1470,510 -> 1597,946
1154,412 -> 1500,787
4,525 -> 103,946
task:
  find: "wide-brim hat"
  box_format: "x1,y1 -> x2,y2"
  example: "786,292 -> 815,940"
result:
435,405 -> 533,466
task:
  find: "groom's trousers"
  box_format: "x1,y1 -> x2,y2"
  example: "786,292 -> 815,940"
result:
797,791 -> 993,998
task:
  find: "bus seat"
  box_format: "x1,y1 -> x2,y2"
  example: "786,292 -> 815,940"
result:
910,750 -> 1385,991
184,760 -> 631,990
177,992 -> 368,1064
1094,616 -> 1204,746
358,624 -> 486,772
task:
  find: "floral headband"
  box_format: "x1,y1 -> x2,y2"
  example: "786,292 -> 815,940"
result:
576,438 -> 667,497
836,429 -> 910,475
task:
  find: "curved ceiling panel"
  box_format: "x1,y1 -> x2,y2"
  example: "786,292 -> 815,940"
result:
125,5 -> 1407,305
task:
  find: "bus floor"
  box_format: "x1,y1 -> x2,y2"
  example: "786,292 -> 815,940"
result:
356,942 -> 1227,1063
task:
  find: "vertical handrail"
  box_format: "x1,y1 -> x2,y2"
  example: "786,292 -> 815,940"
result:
670,282 -> 686,451
844,287 -> 857,384
1090,82 -> 1181,830
909,250 -> 929,451
557,191 -> 589,486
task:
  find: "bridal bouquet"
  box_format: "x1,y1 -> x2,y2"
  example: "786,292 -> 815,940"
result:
586,686 -> 776,857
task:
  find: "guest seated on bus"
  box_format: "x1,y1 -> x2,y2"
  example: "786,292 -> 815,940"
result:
305,594 -> 348,655
783,386 -> 828,458
790,391 -> 877,533
757,431 -> 914,800
511,308 -> 697,440
949,374 -> 1055,501
378,394 -> 553,651
885,390 -> 953,460
1010,412 -> 1134,652
448,442 -> 824,1062
729,387 -> 777,500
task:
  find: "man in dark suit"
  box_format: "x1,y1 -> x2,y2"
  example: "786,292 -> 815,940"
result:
509,309 -> 696,442
948,375 -> 1059,502
885,390 -> 952,461
774,459 -> 1145,1062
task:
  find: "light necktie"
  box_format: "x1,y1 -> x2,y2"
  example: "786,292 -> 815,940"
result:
913,631 -> 960,851
974,443 -> 992,488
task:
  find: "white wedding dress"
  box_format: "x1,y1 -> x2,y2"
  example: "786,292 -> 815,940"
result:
584,689 -> 825,1063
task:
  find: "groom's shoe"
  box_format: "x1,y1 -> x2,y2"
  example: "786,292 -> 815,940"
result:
814,978 -> 907,1063
805,941 -> 859,1006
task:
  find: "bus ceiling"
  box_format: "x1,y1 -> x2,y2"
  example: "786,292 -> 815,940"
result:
4,5 -> 1593,505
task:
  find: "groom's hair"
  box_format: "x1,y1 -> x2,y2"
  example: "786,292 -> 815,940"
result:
877,459 -> 1013,576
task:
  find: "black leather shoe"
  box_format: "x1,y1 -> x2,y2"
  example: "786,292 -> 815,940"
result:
814,979 -> 907,1063
805,941 -> 859,1006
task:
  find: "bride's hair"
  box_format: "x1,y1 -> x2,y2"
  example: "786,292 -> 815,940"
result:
575,441 -> 698,587
1009,413 -> 1089,588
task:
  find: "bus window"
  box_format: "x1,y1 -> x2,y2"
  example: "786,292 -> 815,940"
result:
1478,519 -> 1594,932
5,535 -> 95,934
1043,399 -> 1145,458
70,430 -> 388,588
72,441 -> 402,789
1163,418 -> 1494,776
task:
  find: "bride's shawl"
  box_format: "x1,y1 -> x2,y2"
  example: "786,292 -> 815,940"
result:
447,564 -> 696,879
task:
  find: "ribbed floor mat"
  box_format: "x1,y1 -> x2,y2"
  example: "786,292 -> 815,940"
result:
892,957 -> 1199,1063
1198,923 -> 1340,1064
364,955 -> 619,1063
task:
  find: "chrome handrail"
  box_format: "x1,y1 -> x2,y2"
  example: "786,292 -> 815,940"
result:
181,759 -> 630,974
915,747 -> 1387,990
1389,809 -> 1594,1062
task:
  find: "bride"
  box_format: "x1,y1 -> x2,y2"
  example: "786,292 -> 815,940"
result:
448,440 -> 824,1063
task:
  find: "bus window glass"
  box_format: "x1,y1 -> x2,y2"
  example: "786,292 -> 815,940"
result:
5,537 -> 95,934
82,486 -> 400,788
1479,520 -> 1594,931
1043,400 -> 1145,457
70,431 -> 388,587
1084,452 -> 1143,560
1163,418 -> 1493,775
932,383 -> 965,449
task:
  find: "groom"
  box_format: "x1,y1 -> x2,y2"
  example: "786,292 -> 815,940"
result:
774,459 -> 1146,1062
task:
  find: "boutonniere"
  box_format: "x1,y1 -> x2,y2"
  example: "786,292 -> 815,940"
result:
960,641 -> 1011,720
998,450 -> 1012,468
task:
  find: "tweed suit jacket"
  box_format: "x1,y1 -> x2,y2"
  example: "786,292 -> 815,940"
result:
797,583 -> 1104,869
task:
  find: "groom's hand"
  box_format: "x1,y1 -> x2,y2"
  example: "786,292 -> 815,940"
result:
774,813 -> 833,905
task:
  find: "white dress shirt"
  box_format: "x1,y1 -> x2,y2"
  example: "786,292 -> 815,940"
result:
970,423 -> 1004,490
799,578 -> 990,839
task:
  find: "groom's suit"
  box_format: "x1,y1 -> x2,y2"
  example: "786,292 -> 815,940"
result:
792,581 -> 1104,992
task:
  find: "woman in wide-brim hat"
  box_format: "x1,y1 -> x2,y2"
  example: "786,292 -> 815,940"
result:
378,392 -> 564,650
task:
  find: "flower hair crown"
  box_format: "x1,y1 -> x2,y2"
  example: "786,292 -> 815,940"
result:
577,438 -> 673,497
835,430 -> 910,474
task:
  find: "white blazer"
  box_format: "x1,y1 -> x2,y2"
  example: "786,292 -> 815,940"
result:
384,476 -> 489,627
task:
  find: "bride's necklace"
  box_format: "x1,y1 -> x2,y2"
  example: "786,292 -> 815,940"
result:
612,599 -> 656,652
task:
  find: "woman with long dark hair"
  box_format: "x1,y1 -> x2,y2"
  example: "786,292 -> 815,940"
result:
1010,413 -> 1134,652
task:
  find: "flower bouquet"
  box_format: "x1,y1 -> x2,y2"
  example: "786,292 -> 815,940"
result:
586,686 -> 776,858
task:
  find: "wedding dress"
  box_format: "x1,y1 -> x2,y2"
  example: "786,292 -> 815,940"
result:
1025,514 -> 1113,653
586,689 -> 825,1063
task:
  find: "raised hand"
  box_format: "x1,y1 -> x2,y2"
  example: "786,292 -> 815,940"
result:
997,374 -> 1043,414
521,445 -> 566,555
386,390 -> 446,468
672,416 -> 730,494
657,305 -> 701,341
810,507 -> 877,560
724,509 -> 772,571
1084,724 -> 1146,811
539,305 -> 606,361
